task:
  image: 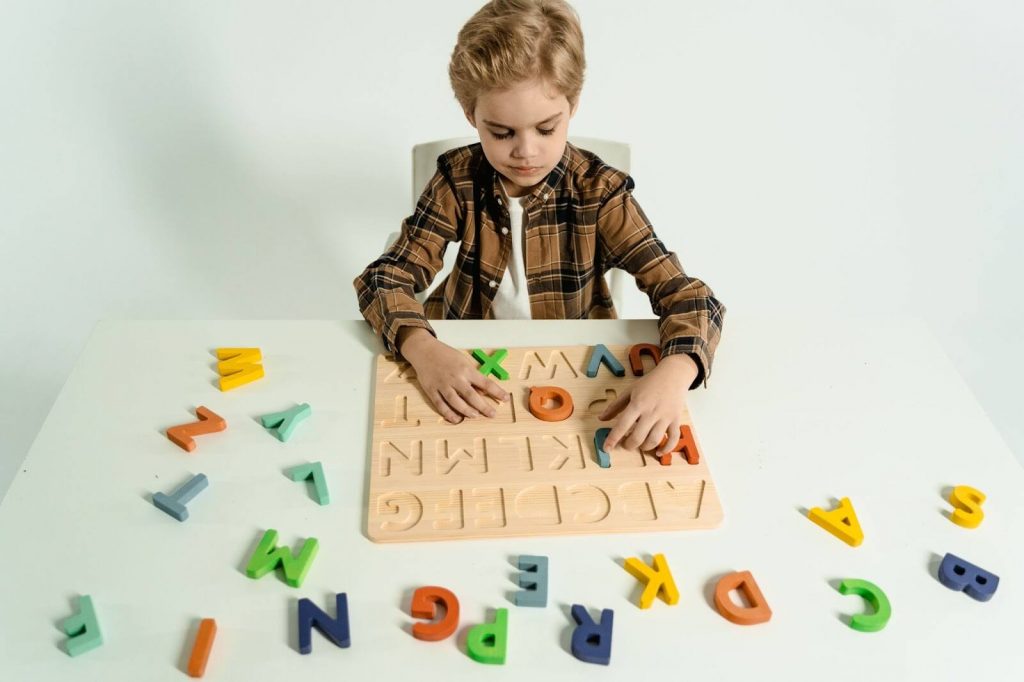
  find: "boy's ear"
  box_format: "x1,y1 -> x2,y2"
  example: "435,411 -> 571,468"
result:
463,108 -> 477,129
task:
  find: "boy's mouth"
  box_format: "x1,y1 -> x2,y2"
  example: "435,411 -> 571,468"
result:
510,165 -> 540,175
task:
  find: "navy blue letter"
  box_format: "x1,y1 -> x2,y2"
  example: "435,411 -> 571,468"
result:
938,553 -> 999,602
298,593 -> 351,654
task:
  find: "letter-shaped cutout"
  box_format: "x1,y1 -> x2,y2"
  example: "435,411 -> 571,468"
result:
570,604 -> 613,665
586,344 -> 625,378
947,485 -> 986,529
260,403 -> 312,442
514,555 -> 549,607
657,424 -> 701,465
807,497 -> 863,547
215,347 -> 265,391
245,529 -> 319,588
298,593 -> 350,654
938,552 -> 1000,602
594,428 -> 612,468
628,343 -> 661,376
166,406 -> 226,453
466,608 -> 508,665
187,618 -> 217,677
472,348 -> 510,380
837,579 -> 891,632
528,386 -> 574,422
61,595 -> 103,657
713,570 -> 772,625
623,553 -> 679,609
410,586 -> 460,641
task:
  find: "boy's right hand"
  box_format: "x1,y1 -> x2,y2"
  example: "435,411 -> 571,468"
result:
398,327 -> 509,424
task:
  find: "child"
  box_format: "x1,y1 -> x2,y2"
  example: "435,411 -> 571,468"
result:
354,0 -> 725,458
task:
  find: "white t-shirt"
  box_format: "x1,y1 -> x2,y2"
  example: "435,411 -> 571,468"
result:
490,179 -> 533,319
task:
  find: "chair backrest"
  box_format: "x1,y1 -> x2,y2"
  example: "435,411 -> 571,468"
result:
397,136 -> 632,306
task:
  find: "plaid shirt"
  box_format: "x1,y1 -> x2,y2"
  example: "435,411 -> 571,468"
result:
353,141 -> 726,388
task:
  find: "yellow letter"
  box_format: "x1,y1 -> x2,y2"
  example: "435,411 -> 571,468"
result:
948,485 -> 986,529
623,553 -> 679,609
216,347 -> 265,391
808,497 -> 863,547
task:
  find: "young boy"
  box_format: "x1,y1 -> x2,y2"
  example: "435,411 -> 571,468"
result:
354,0 -> 725,459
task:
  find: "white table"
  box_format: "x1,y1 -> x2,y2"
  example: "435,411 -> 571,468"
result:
1,315 -> 1021,680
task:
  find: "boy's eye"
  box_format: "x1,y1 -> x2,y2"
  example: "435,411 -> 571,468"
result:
491,128 -> 556,140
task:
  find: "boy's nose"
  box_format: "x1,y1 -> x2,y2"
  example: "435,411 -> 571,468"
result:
512,144 -> 538,161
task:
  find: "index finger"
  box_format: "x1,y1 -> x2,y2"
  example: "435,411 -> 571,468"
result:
604,409 -> 640,450
470,373 -> 509,402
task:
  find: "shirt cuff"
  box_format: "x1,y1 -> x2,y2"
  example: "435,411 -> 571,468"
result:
386,319 -> 437,359
662,336 -> 712,390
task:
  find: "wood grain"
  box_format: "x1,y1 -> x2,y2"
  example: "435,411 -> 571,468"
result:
367,344 -> 723,542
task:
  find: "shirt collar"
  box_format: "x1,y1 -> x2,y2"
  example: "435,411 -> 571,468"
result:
488,141 -> 572,211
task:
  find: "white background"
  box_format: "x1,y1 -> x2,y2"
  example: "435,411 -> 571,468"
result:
1,0 -> 1021,498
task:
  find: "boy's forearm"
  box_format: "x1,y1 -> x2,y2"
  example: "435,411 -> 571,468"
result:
596,179 -> 724,387
353,267 -> 433,353
397,326 -> 435,363
658,352 -> 700,388
662,339 -> 711,390
351,162 -> 460,356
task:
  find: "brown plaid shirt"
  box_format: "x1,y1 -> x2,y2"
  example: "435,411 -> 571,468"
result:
353,141 -> 726,388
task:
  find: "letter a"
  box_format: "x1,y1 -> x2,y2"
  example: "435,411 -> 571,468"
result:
807,497 -> 863,546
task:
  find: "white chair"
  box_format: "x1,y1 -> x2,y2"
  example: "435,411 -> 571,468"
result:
386,136 -> 631,307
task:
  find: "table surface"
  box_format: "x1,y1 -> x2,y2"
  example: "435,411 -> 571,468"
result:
1,315 -> 1021,680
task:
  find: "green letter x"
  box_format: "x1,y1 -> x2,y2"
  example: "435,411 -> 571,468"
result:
472,348 -> 509,380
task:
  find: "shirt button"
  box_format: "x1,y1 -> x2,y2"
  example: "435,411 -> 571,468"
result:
501,227 -> 509,235
489,280 -> 498,288
497,197 -> 503,205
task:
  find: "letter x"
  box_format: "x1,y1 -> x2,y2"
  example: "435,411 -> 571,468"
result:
472,348 -> 509,380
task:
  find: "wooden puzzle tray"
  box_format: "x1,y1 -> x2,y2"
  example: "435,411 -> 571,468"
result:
367,344 -> 723,542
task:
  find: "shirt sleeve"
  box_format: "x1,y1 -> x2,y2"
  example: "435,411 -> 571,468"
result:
596,175 -> 726,389
353,156 -> 463,356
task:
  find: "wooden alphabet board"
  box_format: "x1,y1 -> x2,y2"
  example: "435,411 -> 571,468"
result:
367,344 -> 724,542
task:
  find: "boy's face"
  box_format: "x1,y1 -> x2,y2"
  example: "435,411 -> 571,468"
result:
465,79 -> 577,198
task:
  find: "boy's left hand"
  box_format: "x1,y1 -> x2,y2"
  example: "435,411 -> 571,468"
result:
598,353 -> 699,457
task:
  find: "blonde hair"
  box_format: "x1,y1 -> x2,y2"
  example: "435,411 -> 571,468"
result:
449,0 -> 586,115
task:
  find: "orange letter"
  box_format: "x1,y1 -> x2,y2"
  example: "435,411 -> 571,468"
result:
714,571 -> 772,625
628,344 -> 661,376
528,386 -> 574,422
410,586 -> 459,641
166,406 -> 226,453
657,424 -> 701,465
187,618 -> 217,677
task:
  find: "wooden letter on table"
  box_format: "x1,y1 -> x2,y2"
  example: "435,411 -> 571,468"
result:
367,344 -> 724,542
